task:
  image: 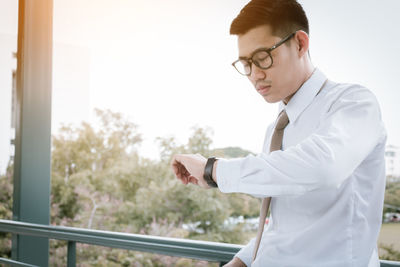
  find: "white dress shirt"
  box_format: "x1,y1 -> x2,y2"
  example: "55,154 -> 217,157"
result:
216,69 -> 387,267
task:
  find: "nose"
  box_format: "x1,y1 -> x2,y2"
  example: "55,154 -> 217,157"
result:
249,63 -> 266,81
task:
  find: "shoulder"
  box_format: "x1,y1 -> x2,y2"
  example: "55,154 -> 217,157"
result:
322,81 -> 381,112
326,81 -> 377,101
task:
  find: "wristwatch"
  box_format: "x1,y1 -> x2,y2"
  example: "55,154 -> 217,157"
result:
203,157 -> 218,188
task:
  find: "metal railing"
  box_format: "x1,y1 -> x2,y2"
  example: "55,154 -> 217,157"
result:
0,219 -> 241,266
0,257 -> 39,267
1,219 -> 400,267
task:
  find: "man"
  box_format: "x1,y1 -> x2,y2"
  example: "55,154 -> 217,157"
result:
171,0 -> 386,266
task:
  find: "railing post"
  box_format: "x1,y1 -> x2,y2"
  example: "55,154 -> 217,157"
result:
67,241 -> 76,267
12,0 -> 53,266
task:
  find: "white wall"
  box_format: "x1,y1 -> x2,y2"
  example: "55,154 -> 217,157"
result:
386,145 -> 400,179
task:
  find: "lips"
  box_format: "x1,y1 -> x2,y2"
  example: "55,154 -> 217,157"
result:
257,85 -> 271,95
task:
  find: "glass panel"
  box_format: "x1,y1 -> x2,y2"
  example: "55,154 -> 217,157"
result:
50,1 -> 259,264
50,0 -> 400,264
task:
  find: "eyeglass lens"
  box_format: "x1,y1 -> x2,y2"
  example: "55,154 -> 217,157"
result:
234,51 -> 272,75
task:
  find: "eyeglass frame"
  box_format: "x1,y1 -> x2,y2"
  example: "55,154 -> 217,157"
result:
231,32 -> 297,76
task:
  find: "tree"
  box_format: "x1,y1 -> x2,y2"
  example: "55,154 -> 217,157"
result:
380,244 -> 400,261
1,110 -> 262,265
51,109 -> 142,226
385,181 -> 400,209
0,163 -> 13,258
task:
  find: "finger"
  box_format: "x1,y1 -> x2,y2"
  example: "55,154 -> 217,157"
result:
181,171 -> 189,184
171,155 -> 184,174
172,155 -> 195,186
172,157 -> 183,174
188,176 -> 198,185
180,177 -> 188,185
178,162 -> 191,178
172,156 -> 186,172
172,162 -> 180,178
173,161 -> 188,180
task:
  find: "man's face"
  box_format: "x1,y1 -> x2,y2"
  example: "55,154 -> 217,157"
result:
237,25 -> 301,104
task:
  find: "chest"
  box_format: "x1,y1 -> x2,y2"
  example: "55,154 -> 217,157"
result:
265,99 -> 331,152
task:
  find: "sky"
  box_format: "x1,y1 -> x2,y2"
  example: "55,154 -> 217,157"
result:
1,0 -> 400,172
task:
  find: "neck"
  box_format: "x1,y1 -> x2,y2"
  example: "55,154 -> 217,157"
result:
283,60 -> 314,105
301,59 -> 315,86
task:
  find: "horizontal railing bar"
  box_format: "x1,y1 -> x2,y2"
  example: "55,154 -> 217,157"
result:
381,260 -> 400,267
0,257 -> 39,267
1,219 -> 400,266
0,219 -> 242,262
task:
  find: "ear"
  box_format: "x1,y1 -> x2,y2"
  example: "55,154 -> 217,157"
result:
294,30 -> 309,58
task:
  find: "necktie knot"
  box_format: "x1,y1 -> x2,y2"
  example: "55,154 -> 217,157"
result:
275,110 -> 289,130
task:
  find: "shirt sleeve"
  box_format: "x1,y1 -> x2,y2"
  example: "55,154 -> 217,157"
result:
235,237 -> 255,266
216,87 -> 386,197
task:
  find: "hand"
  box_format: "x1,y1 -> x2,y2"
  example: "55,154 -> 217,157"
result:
171,154 -> 209,188
222,257 -> 247,267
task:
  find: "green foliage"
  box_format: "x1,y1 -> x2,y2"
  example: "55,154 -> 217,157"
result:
186,126 -> 213,157
52,109 -> 141,177
48,112 -> 260,265
51,172 -> 81,223
226,193 -> 259,218
380,183 -> 400,261
385,181 -> 400,208
50,109 -> 142,225
0,164 -> 13,258
0,109 -> 260,265
380,243 -> 400,261
0,165 -> 13,220
2,109 -> 400,264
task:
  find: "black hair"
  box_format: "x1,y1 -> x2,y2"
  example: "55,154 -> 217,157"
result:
230,0 -> 309,38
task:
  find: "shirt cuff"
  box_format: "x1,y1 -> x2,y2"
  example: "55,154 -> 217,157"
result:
235,238 -> 255,267
216,158 -> 244,193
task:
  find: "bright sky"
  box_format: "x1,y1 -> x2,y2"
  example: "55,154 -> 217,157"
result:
1,0 -> 400,170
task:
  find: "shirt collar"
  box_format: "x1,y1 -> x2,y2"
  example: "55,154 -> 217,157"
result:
279,68 -> 327,124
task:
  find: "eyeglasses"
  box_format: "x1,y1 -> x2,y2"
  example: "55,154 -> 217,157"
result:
232,32 -> 296,76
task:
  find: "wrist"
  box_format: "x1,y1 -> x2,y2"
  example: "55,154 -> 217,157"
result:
203,157 -> 218,188
212,160 -> 218,183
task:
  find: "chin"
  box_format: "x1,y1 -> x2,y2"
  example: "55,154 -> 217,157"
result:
262,95 -> 280,103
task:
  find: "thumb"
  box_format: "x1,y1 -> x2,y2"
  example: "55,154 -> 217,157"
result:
188,175 -> 198,185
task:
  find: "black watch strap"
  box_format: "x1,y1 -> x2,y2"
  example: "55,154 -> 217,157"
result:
203,157 -> 218,188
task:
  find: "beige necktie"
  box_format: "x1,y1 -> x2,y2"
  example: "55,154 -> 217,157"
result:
252,110 -> 289,262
